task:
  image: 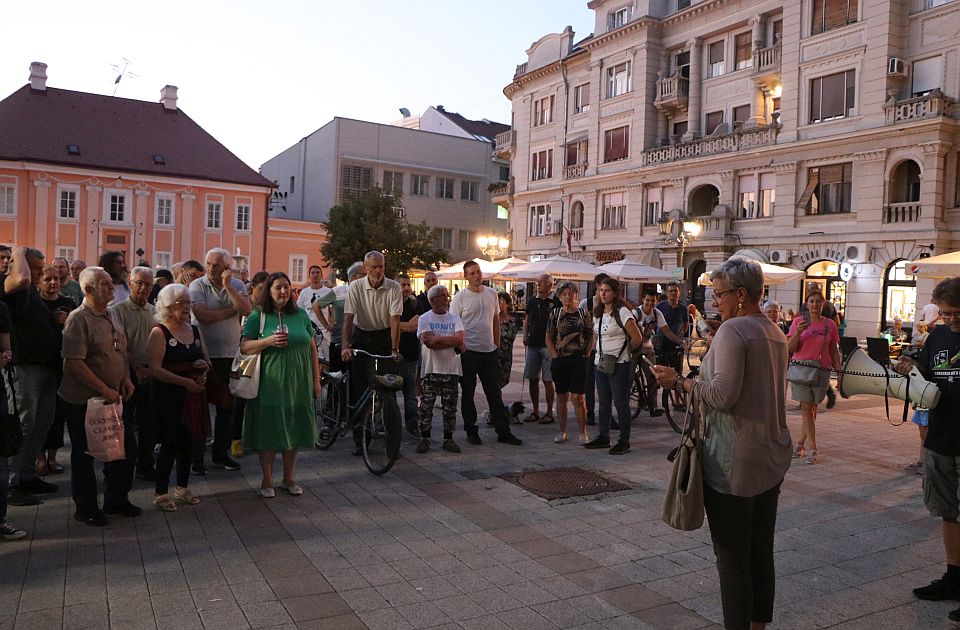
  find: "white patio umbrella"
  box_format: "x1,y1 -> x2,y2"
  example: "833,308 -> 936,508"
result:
907,251 -> 960,278
498,255 -> 600,281
434,257 -> 526,279
595,259 -> 675,283
699,261 -> 803,286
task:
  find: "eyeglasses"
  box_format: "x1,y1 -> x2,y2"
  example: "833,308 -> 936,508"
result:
172,300 -> 191,306
942,310 -> 960,320
713,289 -> 737,301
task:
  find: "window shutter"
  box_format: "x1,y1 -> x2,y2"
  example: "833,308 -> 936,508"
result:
735,32 -> 752,64
913,56 -> 943,95
797,169 -> 820,209
738,174 -> 756,194
709,41 -> 724,64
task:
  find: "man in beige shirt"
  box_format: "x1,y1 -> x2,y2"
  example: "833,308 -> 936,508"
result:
110,266 -> 157,481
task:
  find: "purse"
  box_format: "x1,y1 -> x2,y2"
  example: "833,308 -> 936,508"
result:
787,319 -> 829,386
0,368 -> 23,458
597,313 -> 629,375
229,311 -> 266,400
662,384 -> 704,531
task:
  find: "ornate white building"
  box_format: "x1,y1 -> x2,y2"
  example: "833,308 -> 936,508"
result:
496,0 -> 959,339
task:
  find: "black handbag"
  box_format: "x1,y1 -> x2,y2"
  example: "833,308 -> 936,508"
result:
0,368 -> 23,458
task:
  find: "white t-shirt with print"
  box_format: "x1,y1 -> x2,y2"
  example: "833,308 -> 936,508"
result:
297,285 -> 332,334
594,306 -> 636,364
417,310 -> 464,376
634,306 -> 667,352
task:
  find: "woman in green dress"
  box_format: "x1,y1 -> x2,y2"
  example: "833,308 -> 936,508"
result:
240,272 -> 320,498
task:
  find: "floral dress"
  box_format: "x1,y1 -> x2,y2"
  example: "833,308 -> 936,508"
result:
498,314 -> 520,388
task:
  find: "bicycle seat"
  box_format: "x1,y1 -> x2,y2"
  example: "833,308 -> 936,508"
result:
324,371 -> 347,383
372,374 -> 403,392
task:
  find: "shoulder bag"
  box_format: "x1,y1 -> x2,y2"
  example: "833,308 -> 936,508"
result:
597,312 -> 629,375
0,368 -> 23,458
786,320 -> 829,386
662,383 -> 704,531
229,310 -> 267,400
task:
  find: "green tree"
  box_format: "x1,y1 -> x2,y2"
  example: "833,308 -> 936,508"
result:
321,187 -> 448,279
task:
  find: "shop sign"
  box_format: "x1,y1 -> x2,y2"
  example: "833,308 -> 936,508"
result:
796,245 -> 846,267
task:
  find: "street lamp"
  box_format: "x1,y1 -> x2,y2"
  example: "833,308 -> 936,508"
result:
476,234 -> 510,261
658,213 -> 701,269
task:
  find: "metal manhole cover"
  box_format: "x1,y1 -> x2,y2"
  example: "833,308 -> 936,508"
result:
500,467 -> 632,500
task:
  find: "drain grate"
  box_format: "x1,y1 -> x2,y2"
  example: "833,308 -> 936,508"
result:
500,467 -> 632,500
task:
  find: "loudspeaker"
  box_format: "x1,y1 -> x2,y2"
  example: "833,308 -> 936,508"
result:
837,347 -> 940,409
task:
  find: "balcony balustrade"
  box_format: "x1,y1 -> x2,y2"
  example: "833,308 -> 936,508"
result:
751,43 -> 781,90
883,202 -> 923,224
654,75 -> 689,116
884,90 -> 955,125
514,62 -> 528,79
564,163 -> 588,179
495,129 -> 516,158
641,124 -> 779,166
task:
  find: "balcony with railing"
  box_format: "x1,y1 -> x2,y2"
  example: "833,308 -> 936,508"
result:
884,89 -> 955,125
514,62 -> 528,79
751,42 -> 781,90
489,180 -> 514,207
495,129 -> 516,158
641,124 -> 780,166
564,163 -> 588,179
883,202 -> 923,224
654,74 -> 689,117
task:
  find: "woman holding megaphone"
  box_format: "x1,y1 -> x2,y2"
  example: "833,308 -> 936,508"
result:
786,291 -> 841,465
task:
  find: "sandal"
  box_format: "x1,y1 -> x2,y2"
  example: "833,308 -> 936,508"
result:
792,445 -> 806,459
806,450 -> 818,465
153,494 -> 177,512
524,412 -> 541,423
283,482 -> 304,496
538,413 -> 555,425
173,487 -> 200,505
47,462 -> 65,474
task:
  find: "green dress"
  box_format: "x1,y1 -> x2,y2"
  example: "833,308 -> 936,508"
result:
242,308 -> 317,450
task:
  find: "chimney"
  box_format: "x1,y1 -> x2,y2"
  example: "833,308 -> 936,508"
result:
160,85 -> 178,111
29,62 -> 47,91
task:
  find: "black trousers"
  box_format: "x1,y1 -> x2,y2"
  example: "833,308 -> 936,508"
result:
460,350 -> 509,436
703,480 -> 782,630
350,329 -> 396,446
63,400 -> 137,514
125,380 -> 155,473
155,417 -> 193,495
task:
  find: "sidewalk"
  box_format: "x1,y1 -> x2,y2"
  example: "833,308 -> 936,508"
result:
0,372 -> 951,630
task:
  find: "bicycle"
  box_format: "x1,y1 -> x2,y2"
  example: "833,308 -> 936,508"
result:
658,338 -> 709,433
314,349 -> 403,475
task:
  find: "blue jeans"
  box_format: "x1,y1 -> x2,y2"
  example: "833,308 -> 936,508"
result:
8,364 -> 58,487
399,359 -> 420,432
595,361 -> 633,444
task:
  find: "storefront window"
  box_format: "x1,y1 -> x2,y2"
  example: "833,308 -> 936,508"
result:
804,260 -> 846,316
883,259 -> 916,327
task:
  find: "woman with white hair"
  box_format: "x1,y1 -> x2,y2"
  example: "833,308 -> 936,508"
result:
146,283 -> 210,511
654,257 -> 792,630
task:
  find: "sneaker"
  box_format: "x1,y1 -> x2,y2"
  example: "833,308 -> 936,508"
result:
609,441 -> 631,455
212,457 -> 241,471
579,433 -> 590,445
553,432 -> 568,443
230,440 -> 245,458
825,387 -> 837,410
584,436 -> 611,449
7,488 -> 40,506
19,478 -> 58,494
191,463 -> 208,476
0,521 -> 27,541
416,439 -> 430,454
914,575 -> 960,601
466,433 -> 483,445
103,502 -> 143,518
497,433 -> 522,446
442,439 -> 461,453
904,461 -> 923,474
258,487 -> 276,499
73,511 -> 109,527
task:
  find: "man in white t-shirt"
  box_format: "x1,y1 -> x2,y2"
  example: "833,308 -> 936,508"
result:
297,265 -> 333,364
923,297 -> 942,328
416,285 -> 465,454
450,260 -> 522,446
634,291 -> 679,417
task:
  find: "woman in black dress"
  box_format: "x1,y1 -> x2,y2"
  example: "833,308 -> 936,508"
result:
36,264 -> 76,476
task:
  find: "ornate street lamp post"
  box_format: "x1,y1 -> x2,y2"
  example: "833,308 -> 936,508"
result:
657,213 -> 702,272
476,235 -> 510,261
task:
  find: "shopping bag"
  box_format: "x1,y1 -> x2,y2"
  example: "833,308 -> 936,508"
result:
84,397 -> 125,462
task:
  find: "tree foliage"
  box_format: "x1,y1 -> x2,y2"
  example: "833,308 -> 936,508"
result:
321,187 -> 448,279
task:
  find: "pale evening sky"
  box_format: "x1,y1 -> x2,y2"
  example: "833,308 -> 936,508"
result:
1,0 -> 594,171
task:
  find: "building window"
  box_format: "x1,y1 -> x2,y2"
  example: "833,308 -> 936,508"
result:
529,204 -> 551,237
677,0 -> 691,8
497,205 -> 509,220
601,193 -> 626,230
573,84 -> 590,113
433,228 -> 453,249
109,194 -> 127,222
565,141 -> 588,167
810,69 -> 856,123
603,126 -> 629,162
410,174 -> 430,196
673,121 -> 688,139
674,51 -> 690,78
801,163 -> 853,215
708,41 -> 725,78
732,105 -> 751,128
59,189 -> 77,219
772,19 -> 783,44
436,177 -> 455,199
498,165 -> 510,181
206,201 -> 222,229
533,95 -> 554,126
383,170 -> 403,194
705,111 -> 724,135
289,256 -> 307,284
531,149 -> 554,180
154,252 -> 172,270
738,192 -> 757,219
735,32 -> 753,70
458,230 -> 476,250
570,201 -> 584,229
155,196 -> 173,225
0,184 -> 14,216
606,62 -> 631,98
912,56 -> 943,97
288,176 -> 295,194
236,203 -> 251,231
460,181 -> 479,202
812,0 -> 858,35
610,6 -> 631,28
644,200 -> 661,226
759,187 -> 776,218
341,164 -> 373,200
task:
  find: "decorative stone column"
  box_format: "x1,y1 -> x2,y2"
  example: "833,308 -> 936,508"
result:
682,39 -> 702,141
748,15 -> 767,127
180,193 -> 195,261
33,180 -> 51,253
85,185 -> 101,258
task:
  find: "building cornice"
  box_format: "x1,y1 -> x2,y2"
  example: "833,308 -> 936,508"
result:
505,61 -> 563,98
582,18 -> 657,51
662,0 -> 732,26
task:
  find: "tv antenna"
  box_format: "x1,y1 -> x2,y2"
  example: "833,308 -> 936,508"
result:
109,58 -> 139,95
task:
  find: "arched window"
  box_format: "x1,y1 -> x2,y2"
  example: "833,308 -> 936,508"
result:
689,185 -> 719,216
570,201 -> 584,229
882,259 -> 916,330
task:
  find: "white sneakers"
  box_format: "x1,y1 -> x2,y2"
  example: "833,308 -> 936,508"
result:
553,432 -> 568,443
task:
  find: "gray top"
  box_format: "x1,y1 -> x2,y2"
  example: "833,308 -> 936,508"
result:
693,313 -> 792,497
450,286 -> 498,353
189,276 -> 248,358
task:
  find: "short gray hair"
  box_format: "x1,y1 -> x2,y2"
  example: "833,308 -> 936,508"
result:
710,257 -> 764,302
347,261 -> 364,280
205,247 -> 231,264
556,281 -> 578,296
129,266 -> 154,281
78,266 -> 107,292
364,251 -> 385,264
155,283 -> 190,323
762,300 -> 781,312
427,285 -> 448,300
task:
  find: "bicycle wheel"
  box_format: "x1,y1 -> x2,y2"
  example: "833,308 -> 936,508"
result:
661,388 -> 685,434
361,393 -> 401,475
630,366 -> 648,419
315,382 -> 342,450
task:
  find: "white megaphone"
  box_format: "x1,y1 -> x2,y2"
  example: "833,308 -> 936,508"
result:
837,347 -> 941,409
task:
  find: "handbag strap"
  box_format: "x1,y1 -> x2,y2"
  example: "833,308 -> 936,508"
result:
598,312 -> 630,361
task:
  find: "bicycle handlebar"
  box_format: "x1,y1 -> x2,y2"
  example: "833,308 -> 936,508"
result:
351,349 -> 397,360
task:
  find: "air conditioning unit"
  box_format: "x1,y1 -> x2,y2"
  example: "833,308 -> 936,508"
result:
544,220 -> 559,235
768,249 -> 791,265
844,242 -> 870,263
887,57 -> 908,78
